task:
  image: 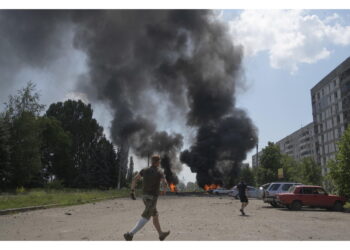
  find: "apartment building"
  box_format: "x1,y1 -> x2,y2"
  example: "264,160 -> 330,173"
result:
311,57 -> 350,175
252,123 -> 316,168
275,122 -> 316,162
252,57 -> 350,174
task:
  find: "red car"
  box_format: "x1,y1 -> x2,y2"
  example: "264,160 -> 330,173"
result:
276,185 -> 347,211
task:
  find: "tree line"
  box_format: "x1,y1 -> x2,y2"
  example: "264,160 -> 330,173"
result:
0,82 -> 131,190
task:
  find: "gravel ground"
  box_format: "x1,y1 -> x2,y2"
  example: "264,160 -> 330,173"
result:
0,194 -> 349,241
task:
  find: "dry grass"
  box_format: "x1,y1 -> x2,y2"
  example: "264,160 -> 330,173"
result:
0,188 -> 130,210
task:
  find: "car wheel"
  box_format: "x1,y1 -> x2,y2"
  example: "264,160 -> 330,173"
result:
235,194 -> 239,200
333,201 -> 344,212
270,201 -> 278,207
291,200 -> 302,211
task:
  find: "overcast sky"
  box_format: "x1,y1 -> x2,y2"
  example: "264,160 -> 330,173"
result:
1,7 -> 350,184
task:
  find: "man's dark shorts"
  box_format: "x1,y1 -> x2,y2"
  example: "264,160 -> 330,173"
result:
239,195 -> 248,203
141,195 -> 158,219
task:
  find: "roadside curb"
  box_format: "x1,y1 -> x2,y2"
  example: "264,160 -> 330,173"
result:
0,196 -> 121,216
0,204 -> 60,215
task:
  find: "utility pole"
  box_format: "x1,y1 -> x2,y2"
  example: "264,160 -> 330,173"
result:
114,145 -> 121,190
256,142 -> 259,168
147,152 -> 150,167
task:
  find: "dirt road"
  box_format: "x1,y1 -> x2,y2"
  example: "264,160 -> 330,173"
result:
0,194 -> 349,240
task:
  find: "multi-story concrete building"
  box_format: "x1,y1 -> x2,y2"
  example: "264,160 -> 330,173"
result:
251,57 -> 350,176
311,57 -> 350,175
276,122 -> 316,162
252,123 -> 316,168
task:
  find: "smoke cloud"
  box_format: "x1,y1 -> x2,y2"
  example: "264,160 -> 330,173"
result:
0,10 -> 258,187
181,111 -> 257,187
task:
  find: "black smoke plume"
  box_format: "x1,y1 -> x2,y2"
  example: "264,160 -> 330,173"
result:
0,10 -> 258,187
161,154 -> 179,186
181,111 -> 257,188
69,10 -> 248,184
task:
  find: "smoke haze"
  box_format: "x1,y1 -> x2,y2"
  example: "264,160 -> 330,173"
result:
0,10 -> 258,187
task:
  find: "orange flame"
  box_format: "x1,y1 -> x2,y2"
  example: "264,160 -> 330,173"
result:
169,183 -> 177,192
203,184 -> 221,191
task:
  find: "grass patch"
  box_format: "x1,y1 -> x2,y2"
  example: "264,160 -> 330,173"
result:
345,202 -> 350,209
0,188 -> 131,210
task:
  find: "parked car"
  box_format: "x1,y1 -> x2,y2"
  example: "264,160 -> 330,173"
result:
228,186 -> 260,199
276,185 -> 346,211
258,183 -> 271,199
212,188 -> 233,195
263,182 -> 302,207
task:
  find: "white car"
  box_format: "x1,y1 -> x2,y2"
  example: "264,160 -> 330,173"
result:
263,182 -> 302,207
228,186 -> 260,199
211,188 -> 233,195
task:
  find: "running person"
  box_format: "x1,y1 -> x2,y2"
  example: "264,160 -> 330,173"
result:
237,178 -> 248,215
124,155 -> 170,241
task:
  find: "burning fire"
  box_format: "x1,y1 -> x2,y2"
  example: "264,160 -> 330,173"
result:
169,183 -> 178,192
203,184 -> 221,191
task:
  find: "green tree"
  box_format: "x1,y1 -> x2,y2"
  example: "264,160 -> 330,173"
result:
2,82 -> 46,188
328,126 -> 350,197
256,142 -> 282,185
239,166 -> 256,186
4,82 -> 45,122
89,136 -> 118,189
39,116 -> 73,186
126,156 -> 134,186
115,145 -> 129,189
9,112 -> 42,187
46,100 -> 102,187
297,157 -> 322,185
281,154 -> 299,182
46,100 -> 119,189
0,117 -> 11,189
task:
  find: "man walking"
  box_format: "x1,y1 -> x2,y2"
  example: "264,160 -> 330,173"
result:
124,155 -> 170,241
237,178 -> 248,216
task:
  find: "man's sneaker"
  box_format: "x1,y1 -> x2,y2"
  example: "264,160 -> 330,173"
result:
124,232 -> 133,241
159,231 -> 170,241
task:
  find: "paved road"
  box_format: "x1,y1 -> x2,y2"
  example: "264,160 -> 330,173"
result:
0,195 -> 349,240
